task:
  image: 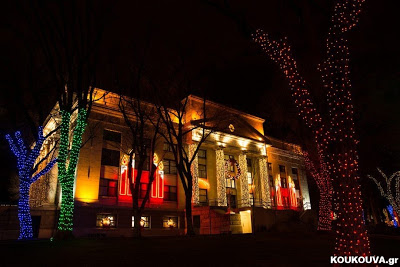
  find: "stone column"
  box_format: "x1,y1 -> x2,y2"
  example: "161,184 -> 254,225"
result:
258,157 -> 271,209
238,153 -> 250,207
216,149 -> 227,206
189,144 -> 199,205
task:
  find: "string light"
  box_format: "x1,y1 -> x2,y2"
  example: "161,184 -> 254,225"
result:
216,149 -> 227,206
303,151 -> 332,231
387,206 -> 398,228
57,109 -> 87,232
189,144 -> 199,205
367,169 -> 400,219
252,0 -> 370,256
5,126 -> 57,240
238,154 -> 250,207
225,159 -> 241,179
258,157 -> 271,209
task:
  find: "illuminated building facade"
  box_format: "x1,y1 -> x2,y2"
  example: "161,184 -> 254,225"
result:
25,89 -> 311,238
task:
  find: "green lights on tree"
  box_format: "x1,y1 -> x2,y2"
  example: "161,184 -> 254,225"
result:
57,108 -> 87,233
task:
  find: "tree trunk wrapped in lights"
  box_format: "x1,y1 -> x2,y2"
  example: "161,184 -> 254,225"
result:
303,151 -> 332,231
367,168 -> 400,219
253,0 -> 370,256
57,109 -> 87,233
5,126 -> 57,240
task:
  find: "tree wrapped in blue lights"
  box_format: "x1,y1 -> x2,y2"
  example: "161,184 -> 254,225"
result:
5,126 -> 57,240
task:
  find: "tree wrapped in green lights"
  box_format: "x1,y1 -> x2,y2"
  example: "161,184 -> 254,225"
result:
5,126 -> 57,240
23,1 -> 109,237
56,109 -> 87,232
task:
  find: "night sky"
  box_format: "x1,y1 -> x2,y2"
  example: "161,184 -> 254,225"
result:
1,0 -> 399,203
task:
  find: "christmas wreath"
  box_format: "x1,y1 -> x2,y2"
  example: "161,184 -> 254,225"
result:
225,159 -> 241,180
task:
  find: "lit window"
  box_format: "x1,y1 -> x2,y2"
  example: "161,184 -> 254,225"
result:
163,216 -> 178,228
279,165 -> 287,188
132,216 -> 150,228
247,172 -> 253,185
226,178 -> 236,188
96,214 -> 116,228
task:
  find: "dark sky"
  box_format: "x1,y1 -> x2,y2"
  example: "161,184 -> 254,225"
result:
1,0 -> 399,201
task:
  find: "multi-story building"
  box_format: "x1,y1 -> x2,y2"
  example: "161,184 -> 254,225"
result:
11,89 -> 312,238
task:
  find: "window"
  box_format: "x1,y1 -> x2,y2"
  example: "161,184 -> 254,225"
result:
164,185 -> 177,201
199,189 -> 208,204
268,162 -> 272,171
101,148 -> 120,167
163,142 -> 175,152
269,175 -> 274,188
96,214 -> 116,228
247,158 -> 252,170
199,164 -> 207,178
163,216 -> 178,228
281,176 -> 287,189
249,193 -> 254,206
226,178 -> 236,188
198,149 -> 207,159
279,165 -> 287,188
279,165 -> 286,173
164,159 -> 177,174
99,178 -> 118,197
247,158 -> 253,184
132,216 -> 150,228
269,174 -> 276,207
247,172 -> 253,185
103,129 -> 121,143
224,154 -> 235,172
292,167 -> 300,189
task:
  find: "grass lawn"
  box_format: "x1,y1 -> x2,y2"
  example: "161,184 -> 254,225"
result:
1,232 -> 399,266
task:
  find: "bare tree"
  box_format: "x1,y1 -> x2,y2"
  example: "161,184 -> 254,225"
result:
155,95 -> 212,235
118,94 -> 162,238
367,168 -> 400,218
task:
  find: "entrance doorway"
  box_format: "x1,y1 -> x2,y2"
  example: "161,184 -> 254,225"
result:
240,210 -> 252,234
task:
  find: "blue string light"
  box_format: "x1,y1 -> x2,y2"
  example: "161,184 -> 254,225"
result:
387,205 -> 398,228
5,126 -> 57,240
